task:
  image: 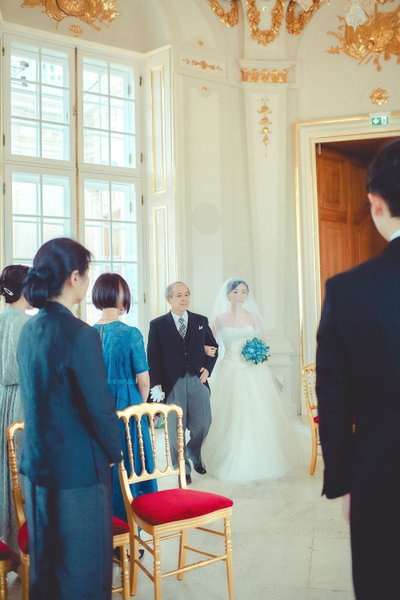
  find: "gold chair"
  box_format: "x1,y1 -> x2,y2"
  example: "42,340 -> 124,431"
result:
0,542 -> 12,600
117,402 -> 234,599
302,363 -> 319,475
6,421 -> 130,600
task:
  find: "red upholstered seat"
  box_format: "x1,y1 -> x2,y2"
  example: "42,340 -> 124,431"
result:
17,516 -> 129,555
112,516 -> 129,535
0,541 -> 12,560
314,415 -> 319,423
132,488 -> 234,526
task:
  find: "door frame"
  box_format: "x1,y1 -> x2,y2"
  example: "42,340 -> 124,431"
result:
294,114 -> 400,366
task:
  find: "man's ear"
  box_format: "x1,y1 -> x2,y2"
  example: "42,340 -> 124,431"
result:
368,192 -> 385,217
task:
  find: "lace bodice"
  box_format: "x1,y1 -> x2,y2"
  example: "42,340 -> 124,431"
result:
218,326 -> 255,367
0,307 -> 30,386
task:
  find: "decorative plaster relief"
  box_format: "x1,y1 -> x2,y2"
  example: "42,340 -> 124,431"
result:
181,57 -> 225,76
21,0 -> 120,31
241,67 -> 289,83
370,88 -> 389,106
192,204 -> 222,235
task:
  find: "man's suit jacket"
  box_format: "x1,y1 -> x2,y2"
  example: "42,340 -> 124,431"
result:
147,310 -> 218,398
316,237 -> 400,500
17,301 -> 121,489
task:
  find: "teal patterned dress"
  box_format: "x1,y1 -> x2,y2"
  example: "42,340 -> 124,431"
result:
94,321 -> 157,521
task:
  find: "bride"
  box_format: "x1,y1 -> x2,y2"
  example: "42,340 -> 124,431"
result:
201,277 -> 306,483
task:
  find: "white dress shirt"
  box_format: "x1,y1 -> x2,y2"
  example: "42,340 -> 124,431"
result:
390,229 -> 400,241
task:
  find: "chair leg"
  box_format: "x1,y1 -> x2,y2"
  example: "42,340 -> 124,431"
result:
153,537 -> 162,600
120,543 -> 130,600
130,524 -> 140,596
0,559 -> 10,600
224,518 -> 235,600
310,429 -> 318,476
177,529 -> 187,580
21,555 -> 29,600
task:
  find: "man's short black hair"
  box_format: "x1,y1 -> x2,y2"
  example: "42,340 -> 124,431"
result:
367,139 -> 400,217
92,273 -> 131,313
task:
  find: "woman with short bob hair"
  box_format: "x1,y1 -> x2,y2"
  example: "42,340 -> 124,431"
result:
93,273 -> 157,530
17,237 -> 121,600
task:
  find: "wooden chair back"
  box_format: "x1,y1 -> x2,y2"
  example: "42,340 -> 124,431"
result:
302,363 -> 318,422
6,422 -> 26,531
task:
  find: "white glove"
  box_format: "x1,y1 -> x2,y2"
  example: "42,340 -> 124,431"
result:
150,386 -> 165,403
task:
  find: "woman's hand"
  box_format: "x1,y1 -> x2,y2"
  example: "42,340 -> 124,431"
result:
204,345 -> 217,357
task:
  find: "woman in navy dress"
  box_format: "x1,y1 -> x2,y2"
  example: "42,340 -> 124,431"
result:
92,273 -> 157,522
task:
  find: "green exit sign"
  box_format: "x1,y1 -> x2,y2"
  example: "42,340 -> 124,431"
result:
370,114 -> 390,127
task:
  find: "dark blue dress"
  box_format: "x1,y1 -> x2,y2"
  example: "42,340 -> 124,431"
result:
94,321 -> 158,521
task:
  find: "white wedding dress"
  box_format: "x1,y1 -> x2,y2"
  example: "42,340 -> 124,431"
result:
202,325 -> 306,483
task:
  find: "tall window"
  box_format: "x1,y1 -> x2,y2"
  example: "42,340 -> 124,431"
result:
3,34 -> 143,327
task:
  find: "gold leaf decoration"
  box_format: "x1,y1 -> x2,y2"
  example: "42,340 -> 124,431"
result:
370,87 -> 389,105
246,0 -> 285,46
258,97 -> 272,155
286,0 -> 322,36
241,67 -> 288,83
182,58 -> 223,72
327,5 -> 400,71
21,0 -> 120,31
208,0 -> 239,28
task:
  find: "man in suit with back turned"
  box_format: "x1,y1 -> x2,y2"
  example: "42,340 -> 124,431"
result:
316,139 -> 400,599
147,281 -> 218,485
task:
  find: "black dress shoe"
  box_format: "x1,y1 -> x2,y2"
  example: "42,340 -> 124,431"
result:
186,473 -> 192,485
193,463 -> 207,475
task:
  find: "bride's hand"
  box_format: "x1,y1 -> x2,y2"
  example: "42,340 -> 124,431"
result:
204,345 -> 217,357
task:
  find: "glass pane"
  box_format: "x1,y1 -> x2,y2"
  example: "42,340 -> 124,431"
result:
83,59 -> 108,95
84,130 -> 109,164
112,222 -> 137,261
111,183 -> 136,221
87,261 -> 112,323
11,119 -> 39,157
12,173 -> 40,216
41,50 -> 69,87
42,124 -> 69,160
122,302 -> 138,327
110,133 -> 134,168
110,98 -> 133,133
113,262 -> 138,301
43,218 -> 70,242
13,218 -> 40,259
84,181 -> 110,219
11,45 -> 38,83
85,221 -> 111,260
11,81 -> 39,119
86,302 -> 101,326
43,177 -> 70,216
83,94 -> 109,130
110,65 -> 133,99
42,86 -> 69,124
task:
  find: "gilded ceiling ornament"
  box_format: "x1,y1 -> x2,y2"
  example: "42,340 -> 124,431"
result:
286,0 -> 322,36
182,58 -> 223,72
208,0 -> 239,28
21,0 -> 120,31
258,97 -> 272,155
246,0 -> 285,46
241,67 -> 288,82
69,23 -> 82,36
370,87 -> 389,105
327,5 -> 400,71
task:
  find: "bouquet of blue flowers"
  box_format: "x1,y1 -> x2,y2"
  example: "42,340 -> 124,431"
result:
241,337 -> 270,364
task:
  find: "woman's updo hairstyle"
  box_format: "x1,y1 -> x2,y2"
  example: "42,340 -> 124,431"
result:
23,237 -> 92,309
226,279 -> 249,296
0,265 -> 29,304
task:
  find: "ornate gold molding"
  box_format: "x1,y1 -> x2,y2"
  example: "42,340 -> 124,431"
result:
286,0 -> 322,36
246,0 -> 285,46
327,4 -> 400,71
241,67 -> 288,83
258,97 -> 272,155
69,24 -> 83,37
182,58 -> 223,72
21,0 -> 120,31
370,88 -> 389,106
208,0 -> 239,28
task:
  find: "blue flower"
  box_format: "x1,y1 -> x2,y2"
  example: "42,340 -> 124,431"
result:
241,337 -> 270,364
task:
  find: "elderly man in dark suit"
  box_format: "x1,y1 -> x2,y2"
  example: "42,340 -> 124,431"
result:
316,140 -> 400,599
147,281 -> 218,484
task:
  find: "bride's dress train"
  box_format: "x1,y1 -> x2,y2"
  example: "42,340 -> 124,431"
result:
202,326 -> 307,483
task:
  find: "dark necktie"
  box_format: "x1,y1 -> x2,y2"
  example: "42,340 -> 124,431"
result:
178,317 -> 186,338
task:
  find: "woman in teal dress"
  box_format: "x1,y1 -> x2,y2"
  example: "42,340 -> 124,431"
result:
93,273 -> 157,522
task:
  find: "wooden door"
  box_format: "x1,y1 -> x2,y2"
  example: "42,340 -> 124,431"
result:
316,145 -> 386,301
